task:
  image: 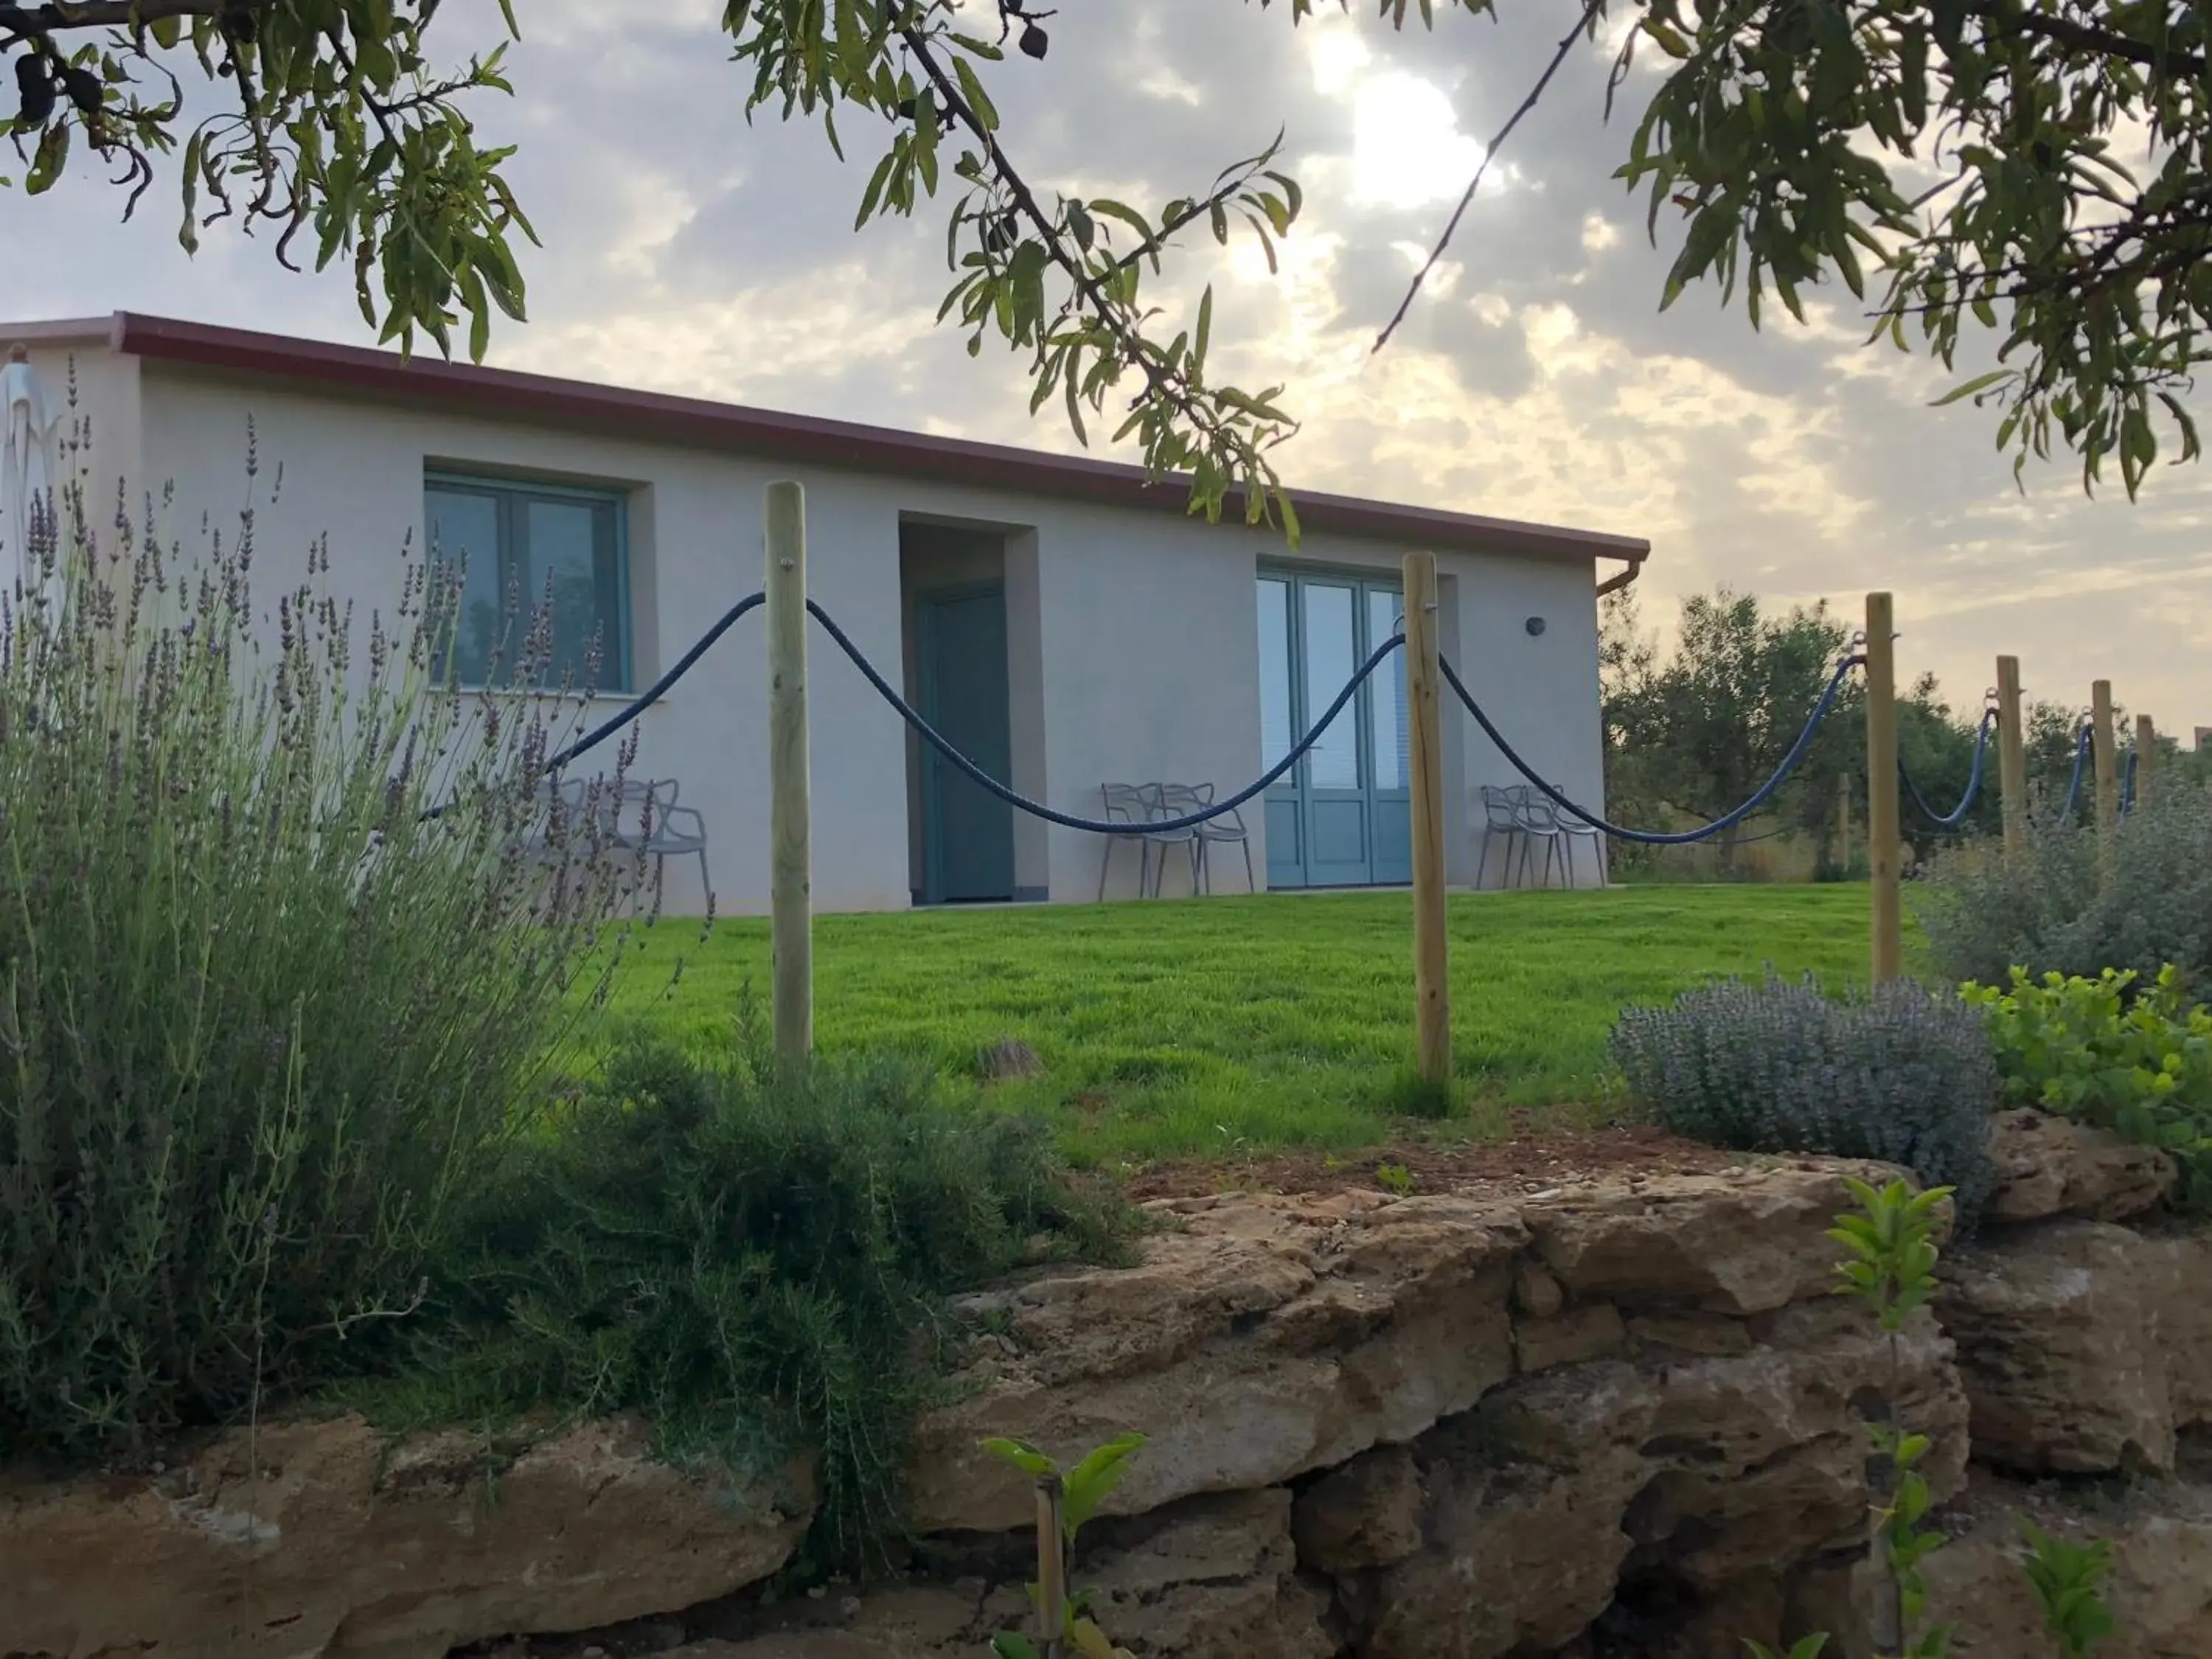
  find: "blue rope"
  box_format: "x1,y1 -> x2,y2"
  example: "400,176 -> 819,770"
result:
1439,651 -> 1863,845
1899,706 -> 1995,830
546,591 -> 766,774
419,590 -> 768,822
807,597 -> 1402,835
2059,722 -> 2093,819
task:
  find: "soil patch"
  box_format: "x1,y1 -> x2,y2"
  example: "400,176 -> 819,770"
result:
1121,1121 -> 1739,1203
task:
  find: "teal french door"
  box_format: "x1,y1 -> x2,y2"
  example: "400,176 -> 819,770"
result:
917,585 -> 1016,904
1258,571 -> 1412,888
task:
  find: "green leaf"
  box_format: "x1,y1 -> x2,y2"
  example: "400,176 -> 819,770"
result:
1009,240 -> 1050,338
1933,369 -> 2011,408
1087,198 -> 1153,243
983,1436 -> 1055,1477
24,120 -> 69,196
178,128 -> 205,254
1661,204 -> 1736,310
1061,1432 -> 1147,1536
953,55 -> 999,133
856,147 -> 898,229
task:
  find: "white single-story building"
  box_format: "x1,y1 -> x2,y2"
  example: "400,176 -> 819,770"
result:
3,312 -> 1647,916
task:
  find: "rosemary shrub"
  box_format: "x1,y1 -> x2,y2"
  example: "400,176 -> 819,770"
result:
392,1017 -> 1133,1569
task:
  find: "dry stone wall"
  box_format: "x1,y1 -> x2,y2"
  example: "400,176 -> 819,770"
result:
6,1110 -> 2209,1659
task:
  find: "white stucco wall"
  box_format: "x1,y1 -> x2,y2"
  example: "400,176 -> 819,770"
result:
5,333 -> 145,579
1034,523 -> 1607,898
89,357 -> 1614,916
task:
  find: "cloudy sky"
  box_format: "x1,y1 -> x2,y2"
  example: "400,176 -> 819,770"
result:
4,0 -> 2205,733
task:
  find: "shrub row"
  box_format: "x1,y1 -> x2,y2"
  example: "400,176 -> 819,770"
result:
0,471 -> 1127,1572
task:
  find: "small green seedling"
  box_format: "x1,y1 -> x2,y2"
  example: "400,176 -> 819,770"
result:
984,1431 -> 1147,1659
1830,1176 -> 1956,1659
1375,1161 -> 1415,1197
2020,1521 -> 2115,1658
1745,1636 -> 1830,1659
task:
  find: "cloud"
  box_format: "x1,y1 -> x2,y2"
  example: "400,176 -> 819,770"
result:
0,0 -> 2202,734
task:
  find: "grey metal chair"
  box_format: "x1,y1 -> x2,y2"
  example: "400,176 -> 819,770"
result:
1475,785 -> 1525,889
1098,782 -> 1155,901
1505,785 -> 1568,888
1185,781 -> 1255,894
1155,782 -> 1251,895
608,777 -> 712,900
1138,782 -> 1204,897
1554,799 -> 1604,888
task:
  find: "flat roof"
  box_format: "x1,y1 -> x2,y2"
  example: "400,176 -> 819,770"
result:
12,311 -> 1649,573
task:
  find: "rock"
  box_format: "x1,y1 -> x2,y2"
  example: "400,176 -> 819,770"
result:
1351,1366 -> 1652,1659
1523,1162 -> 1923,1315
2151,1229 -> 2212,1432
1332,1296 -> 1966,1659
1514,1259 -> 1566,1318
1812,1472 -> 2212,1659
0,1415 -> 811,1659
670,1491 -> 1334,1659
911,1166 -> 1899,1534
1941,1220 -> 2181,1475
1624,1313 -> 1754,1358
978,1038 -> 1044,1082
1082,1489 -> 1337,1659
1293,1446 -> 1426,1572
1620,1297 -> 1967,1592
1984,1108 -> 2176,1225
908,1192 -> 1525,1533
1514,1301 -> 1627,1373
676,1582 -> 990,1659
1673,1576 -> 1789,1659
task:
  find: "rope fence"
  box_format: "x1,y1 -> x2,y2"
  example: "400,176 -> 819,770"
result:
511,605 -> 2082,858
437,482 -> 2164,1079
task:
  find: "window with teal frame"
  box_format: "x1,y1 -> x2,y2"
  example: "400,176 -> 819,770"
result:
422,471 -> 633,693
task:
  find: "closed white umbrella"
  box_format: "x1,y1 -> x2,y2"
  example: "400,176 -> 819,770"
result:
1,342 -> 63,620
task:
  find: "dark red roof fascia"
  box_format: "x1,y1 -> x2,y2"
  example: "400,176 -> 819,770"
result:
108,312 -> 1649,571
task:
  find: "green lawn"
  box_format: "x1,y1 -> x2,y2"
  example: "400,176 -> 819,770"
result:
591,885 -> 1886,1168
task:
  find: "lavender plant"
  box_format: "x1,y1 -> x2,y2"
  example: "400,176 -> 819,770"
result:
1610,972 -> 1999,1229
0,428 -> 644,1464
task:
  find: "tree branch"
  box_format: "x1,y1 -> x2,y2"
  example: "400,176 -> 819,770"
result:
899,23 -> 1239,448
1971,0 -> 2210,77
0,0 -> 227,32
1374,0 -> 1607,354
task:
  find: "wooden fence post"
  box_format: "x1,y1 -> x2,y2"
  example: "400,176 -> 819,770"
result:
1402,551 -> 1451,1087
766,480 -> 813,1060
1837,773 -> 1852,874
1035,1473 -> 1068,1659
1996,654 -> 2028,857
2093,680 -> 2119,858
2136,712 -> 2159,810
1865,593 -> 1902,984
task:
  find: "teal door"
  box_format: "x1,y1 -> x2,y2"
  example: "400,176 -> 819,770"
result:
918,585 -> 1016,904
1259,572 -> 1411,889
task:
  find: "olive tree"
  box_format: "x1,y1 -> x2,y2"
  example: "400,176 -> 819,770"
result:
6,0 -> 2204,529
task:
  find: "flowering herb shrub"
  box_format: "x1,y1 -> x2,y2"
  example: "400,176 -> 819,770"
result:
0,434 -> 645,1462
1610,970 -> 1997,1228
